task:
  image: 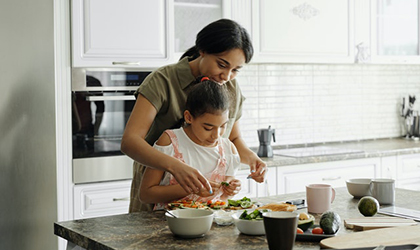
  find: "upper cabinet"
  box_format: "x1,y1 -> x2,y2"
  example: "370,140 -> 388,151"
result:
173,0 -> 230,61
250,0 -> 355,64
71,0 -> 420,67
370,0 -> 420,64
71,0 -> 230,68
71,0 -> 173,68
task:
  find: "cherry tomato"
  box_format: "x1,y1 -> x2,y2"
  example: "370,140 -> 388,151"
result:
297,228 -> 304,234
311,227 -> 324,234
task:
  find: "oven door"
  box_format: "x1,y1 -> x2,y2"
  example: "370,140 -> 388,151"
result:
72,91 -> 135,158
72,91 -> 135,183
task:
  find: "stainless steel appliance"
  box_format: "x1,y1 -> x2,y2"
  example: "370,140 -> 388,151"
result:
257,126 -> 276,158
72,68 -> 151,183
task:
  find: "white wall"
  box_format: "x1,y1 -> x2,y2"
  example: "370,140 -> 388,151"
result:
237,64 -> 420,147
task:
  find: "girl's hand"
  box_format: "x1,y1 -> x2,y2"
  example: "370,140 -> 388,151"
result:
197,181 -> 220,197
247,155 -> 267,183
170,161 -> 213,194
222,179 -> 241,197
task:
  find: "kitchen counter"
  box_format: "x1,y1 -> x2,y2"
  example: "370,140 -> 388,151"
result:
54,188 -> 420,250
256,137 -> 420,168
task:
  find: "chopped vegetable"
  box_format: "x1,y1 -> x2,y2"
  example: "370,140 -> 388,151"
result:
238,209 -> 269,220
297,228 -> 304,234
228,197 -> 254,208
311,227 -> 324,235
221,181 -> 230,186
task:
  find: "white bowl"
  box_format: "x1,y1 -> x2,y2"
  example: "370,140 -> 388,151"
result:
346,178 -> 372,198
232,209 -> 266,235
213,210 -> 235,226
165,209 -> 214,238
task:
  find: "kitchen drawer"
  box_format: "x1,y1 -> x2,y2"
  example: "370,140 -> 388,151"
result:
74,180 -> 131,219
397,178 -> 420,191
277,158 -> 380,194
397,154 -> 420,180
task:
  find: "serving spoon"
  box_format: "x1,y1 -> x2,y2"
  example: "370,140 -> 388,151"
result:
165,209 -> 178,218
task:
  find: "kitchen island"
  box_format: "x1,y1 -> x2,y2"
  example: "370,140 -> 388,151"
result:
54,188 -> 420,250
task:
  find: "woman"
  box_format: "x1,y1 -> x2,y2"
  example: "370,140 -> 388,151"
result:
121,18 -> 267,212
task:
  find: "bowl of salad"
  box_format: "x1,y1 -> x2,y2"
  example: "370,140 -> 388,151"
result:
231,209 -> 270,235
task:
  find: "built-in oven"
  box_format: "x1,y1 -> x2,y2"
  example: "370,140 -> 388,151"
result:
71,68 -> 151,184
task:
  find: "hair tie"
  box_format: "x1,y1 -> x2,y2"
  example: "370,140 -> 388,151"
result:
200,76 -> 210,82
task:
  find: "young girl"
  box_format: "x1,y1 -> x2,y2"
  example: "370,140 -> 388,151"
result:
139,79 -> 241,209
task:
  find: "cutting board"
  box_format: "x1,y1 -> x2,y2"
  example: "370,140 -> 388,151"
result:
344,217 -> 418,231
320,225 -> 420,249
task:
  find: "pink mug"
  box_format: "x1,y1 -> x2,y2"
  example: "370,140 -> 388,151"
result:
306,184 -> 336,214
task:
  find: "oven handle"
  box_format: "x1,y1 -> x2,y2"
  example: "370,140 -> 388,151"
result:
86,95 -> 136,101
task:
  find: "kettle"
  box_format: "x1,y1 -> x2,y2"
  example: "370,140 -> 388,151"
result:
257,126 -> 276,158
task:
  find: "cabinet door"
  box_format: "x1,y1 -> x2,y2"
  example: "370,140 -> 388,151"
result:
173,0 -> 230,60
370,0 -> 420,64
252,0 -> 354,63
397,154 -> 420,180
74,180 -> 131,219
277,158 -> 380,194
71,0 -> 172,68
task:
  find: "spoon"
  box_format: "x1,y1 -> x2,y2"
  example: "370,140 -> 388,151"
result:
165,209 -> 178,218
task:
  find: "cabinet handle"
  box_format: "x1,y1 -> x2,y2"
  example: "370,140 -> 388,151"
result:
322,176 -> 341,181
112,61 -> 141,65
86,95 -> 135,101
113,197 -> 130,201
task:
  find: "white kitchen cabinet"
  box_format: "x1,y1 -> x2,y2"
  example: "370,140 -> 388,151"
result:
395,154 -> 420,191
251,0 -> 355,64
173,0 -> 230,60
73,180 -> 131,219
71,0 -> 173,68
276,158 -> 381,194
370,0 -> 420,64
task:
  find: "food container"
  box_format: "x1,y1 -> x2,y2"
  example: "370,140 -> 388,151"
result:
231,209 -> 266,235
165,209 -> 214,238
346,178 -> 372,198
213,210 -> 235,226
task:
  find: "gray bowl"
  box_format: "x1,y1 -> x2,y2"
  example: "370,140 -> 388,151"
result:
346,178 -> 371,198
165,209 -> 214,238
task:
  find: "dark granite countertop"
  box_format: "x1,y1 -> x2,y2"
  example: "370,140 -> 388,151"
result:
54,188 -> 420,250
254,137 -> 420,168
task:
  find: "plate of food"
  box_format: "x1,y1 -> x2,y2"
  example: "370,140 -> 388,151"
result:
226,197 -> 257,210
168,199 -> 228,210
167,200 -> 209,210
295,212 -> 337,242
257,202 -> 297,212
296,224 -> 336,242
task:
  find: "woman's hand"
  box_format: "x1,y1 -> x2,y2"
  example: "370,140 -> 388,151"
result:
247,155 -> 267,183
229,122 -> 267,183
222,179 -> 241,197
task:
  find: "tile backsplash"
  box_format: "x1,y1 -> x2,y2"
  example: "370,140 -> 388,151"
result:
237,64 -> 420,148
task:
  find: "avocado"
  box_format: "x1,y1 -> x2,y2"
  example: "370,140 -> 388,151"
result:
319,211 -> 341,234
297,213 -> 315,231
358,196 -> 379,216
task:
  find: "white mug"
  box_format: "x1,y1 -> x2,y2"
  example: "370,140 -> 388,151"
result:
370,178 -> 395,205
306,184 -> 336,214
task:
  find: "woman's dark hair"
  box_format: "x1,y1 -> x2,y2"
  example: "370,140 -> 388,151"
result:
186,79 -> 230,118
181,19 -> 253,63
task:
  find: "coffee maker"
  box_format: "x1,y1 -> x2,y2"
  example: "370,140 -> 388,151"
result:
257,126 -> 276,158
